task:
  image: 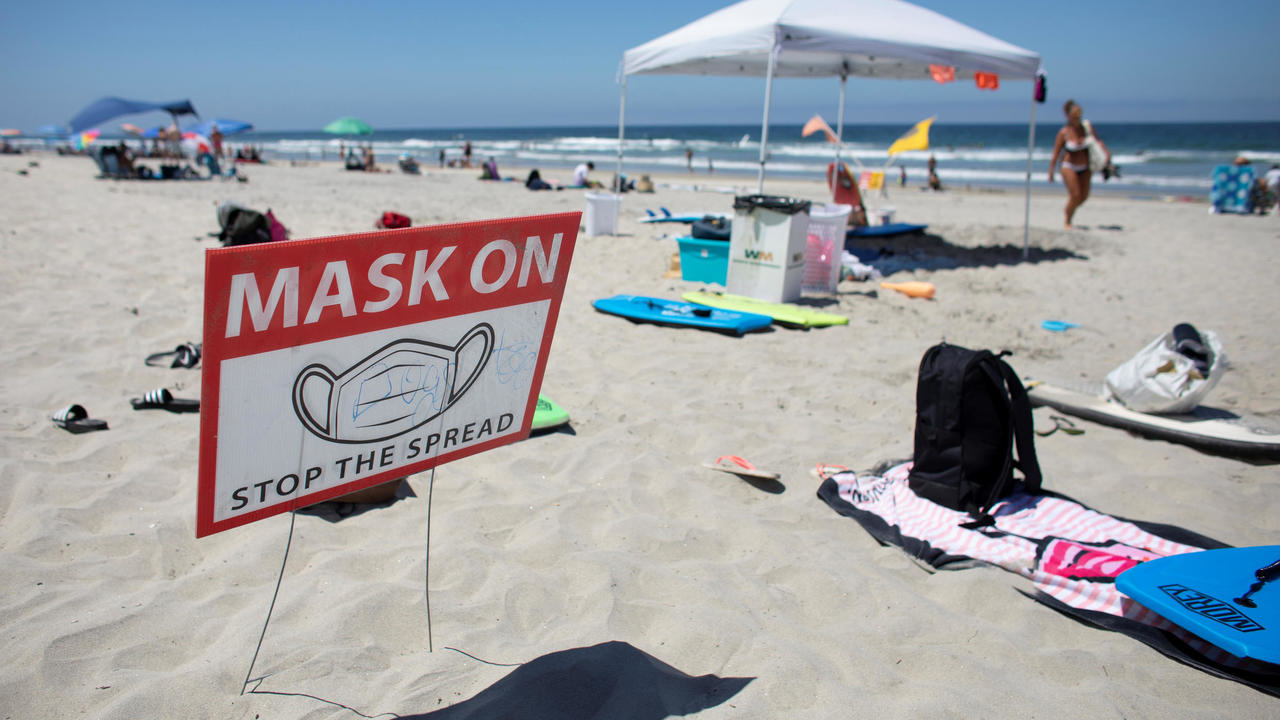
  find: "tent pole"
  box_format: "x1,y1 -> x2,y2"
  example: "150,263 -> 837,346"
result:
617,71 -> 627,196
1022,91 -> 1037,259
757,43 -> 779,193
834,73 -> 846,177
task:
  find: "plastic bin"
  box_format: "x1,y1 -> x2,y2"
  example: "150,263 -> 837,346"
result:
583,192 -> 622,235
802,204 -> 852,294
873,207 -> 895,226
677,236 -> 729,285
726,195 -> 811,303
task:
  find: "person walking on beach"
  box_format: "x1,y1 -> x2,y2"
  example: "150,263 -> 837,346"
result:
210,123 -> 224,159
1050,99 -> 1109,229
685,147 -> 693,172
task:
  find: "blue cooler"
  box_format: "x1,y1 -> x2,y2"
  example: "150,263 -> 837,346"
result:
677,236 -> 729,285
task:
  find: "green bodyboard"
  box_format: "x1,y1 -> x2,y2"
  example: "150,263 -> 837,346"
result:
682,291 -> 848,328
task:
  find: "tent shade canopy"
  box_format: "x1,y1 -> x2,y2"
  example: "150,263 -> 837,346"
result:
622,0 -> 1040,80
68,97 -> 198,134
616,0 -> 1043,255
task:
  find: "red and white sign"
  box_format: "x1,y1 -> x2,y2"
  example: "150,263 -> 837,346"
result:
196,213 -> 580,537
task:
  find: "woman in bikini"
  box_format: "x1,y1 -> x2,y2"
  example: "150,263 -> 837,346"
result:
1049,99 -> 1109,229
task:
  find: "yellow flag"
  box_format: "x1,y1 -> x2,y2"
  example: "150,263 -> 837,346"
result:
887,116 -> 935,156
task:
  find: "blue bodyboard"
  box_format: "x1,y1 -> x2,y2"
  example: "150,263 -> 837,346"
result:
847,222 -> 927,239
1117,545 -> 1280,664
592,294 -> 772,335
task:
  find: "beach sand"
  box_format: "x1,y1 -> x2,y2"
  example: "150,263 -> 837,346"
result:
1,154 -> 1276,718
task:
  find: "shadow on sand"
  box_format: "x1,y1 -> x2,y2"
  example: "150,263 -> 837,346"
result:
846,229 -> 1089,275
397,641 -> 753,719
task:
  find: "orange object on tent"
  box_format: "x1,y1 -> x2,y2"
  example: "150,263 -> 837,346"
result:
929,64 -> 955,84
975,72 -> 999,90
827,161 -> 864,212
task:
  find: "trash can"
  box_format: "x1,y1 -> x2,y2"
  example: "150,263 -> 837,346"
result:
583,192 -> 622,236
726,195 -> 811,303
802,204 -> 852,294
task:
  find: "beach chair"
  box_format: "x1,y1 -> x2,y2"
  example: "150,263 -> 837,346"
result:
1209,163 -> 1256,214
826,162 -> 866,226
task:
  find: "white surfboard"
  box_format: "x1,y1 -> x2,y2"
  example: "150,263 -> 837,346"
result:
1026,381 -> 1280,460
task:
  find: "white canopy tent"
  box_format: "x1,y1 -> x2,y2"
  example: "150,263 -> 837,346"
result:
617,0 -> 1044,253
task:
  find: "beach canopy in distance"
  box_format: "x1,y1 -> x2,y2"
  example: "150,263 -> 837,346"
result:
188,118 -> 253,137
68,97 -> 198,135
323,116 -> 373,135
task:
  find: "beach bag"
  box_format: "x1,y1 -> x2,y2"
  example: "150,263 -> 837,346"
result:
217,202 -> 272,246
691,216 -> 730,241
1083,120 -> 1107,173
376,211 -> 411,229
1104,324 -> 1226,414
266,210 -> 289,243
908,343 -> 1042,525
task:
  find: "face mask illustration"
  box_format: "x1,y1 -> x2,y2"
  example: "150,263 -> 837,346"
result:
292,323 -> 494,444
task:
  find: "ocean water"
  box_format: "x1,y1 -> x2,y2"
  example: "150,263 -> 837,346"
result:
76,121 -> 1280,196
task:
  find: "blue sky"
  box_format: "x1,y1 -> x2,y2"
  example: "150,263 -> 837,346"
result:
3,0 -> 1277,132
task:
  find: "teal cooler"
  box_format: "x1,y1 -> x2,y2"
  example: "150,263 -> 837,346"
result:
677,237 -> 729,285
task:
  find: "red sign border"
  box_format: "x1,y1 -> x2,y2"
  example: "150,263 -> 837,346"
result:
196,212 -> 579,537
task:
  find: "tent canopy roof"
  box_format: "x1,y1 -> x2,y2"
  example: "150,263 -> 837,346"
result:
68,97 -> 198,135
623,0 -> 1040,80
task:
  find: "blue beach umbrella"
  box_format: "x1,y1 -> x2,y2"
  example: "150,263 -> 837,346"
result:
189,118 -> 253,137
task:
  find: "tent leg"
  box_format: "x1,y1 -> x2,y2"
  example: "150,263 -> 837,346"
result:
1023,94 -> 1037,259
757,44 -> 779,193
834,73 -> 847,183
616,73 -> 627,196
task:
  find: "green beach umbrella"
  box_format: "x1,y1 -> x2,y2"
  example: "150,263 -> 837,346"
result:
323,116 -> 373,135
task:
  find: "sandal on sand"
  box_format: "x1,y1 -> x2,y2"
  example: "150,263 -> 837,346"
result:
145,342 -> 202,368
52,404 -> 108,433
1036,414 -> 1085,437
702,455 -> 780,480
130,388 -> 200,413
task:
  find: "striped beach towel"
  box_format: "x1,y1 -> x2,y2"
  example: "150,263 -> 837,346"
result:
817,461 -> 1280,696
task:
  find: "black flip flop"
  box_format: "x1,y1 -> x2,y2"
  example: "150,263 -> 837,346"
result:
145,342 -> 202,369
130,388 -> 200,413
52,404 -> 109,433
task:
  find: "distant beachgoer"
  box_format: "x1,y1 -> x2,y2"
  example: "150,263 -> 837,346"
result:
707,157 -> 713,174
1049,99 -> 1108,229
363,144 -> 376,172
573,161 -> 601,187
210,124 -> 224,158
463,141 -> 472,167
525,169 -> 558,191
398,153 -> 420,174
899,166 -> 907,187
685,147 -> 693,172
438,149 -> 446,167
636,174 -> 654,193
927,154 -> 942,191
1266,164 -> 1280,197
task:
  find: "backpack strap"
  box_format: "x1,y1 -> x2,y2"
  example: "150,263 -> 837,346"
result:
995,357 -> 1042,494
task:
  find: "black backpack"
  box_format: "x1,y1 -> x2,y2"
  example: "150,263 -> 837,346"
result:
691,215 -> 731,241
907,343 -> 1042,526
217,202 -> 272,246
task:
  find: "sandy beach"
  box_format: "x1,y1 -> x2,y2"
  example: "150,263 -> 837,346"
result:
1,153 -> 1277,718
